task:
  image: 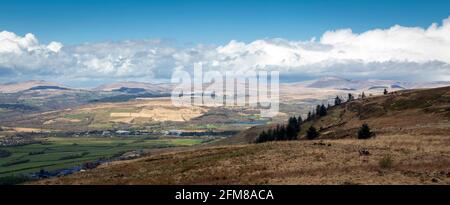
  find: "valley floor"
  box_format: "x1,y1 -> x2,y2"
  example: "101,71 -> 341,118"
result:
33,134 -> 450,185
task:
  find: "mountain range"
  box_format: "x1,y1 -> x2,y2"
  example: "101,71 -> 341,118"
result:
2,77 -> 450,94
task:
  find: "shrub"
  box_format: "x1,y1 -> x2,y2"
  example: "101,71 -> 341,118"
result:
379,154 -> 393,169
0,149 -> 12,158
358,123 -> 374,139
306,126 -> 319,140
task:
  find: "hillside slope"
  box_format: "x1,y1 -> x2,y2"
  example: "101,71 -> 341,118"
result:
33,87 -> 450,185
223,86 -> 450,144
0,81 -> 68,93
301,86 -> 450,139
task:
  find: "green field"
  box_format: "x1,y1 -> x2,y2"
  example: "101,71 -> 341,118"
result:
0,137 -> 204,177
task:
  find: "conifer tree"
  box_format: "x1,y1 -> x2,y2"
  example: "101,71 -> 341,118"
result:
358,123 -> 373,139
297,116 -> 303,125
267,129 -> 274,141
287,117 -> 299,140
307,111 -> 312,121
319,104 -> 327,116
348,93 -> 354,102
296,116 -> 302,132
257,131 -> 266,143
306,126 -> 319,140
316,105 -> 321,117
334,96 -> 342,106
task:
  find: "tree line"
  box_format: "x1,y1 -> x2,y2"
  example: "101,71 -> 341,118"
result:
256,116 -> 302,143
256,89 -> 382,143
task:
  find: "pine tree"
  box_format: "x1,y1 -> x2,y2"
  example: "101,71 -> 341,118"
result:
286,117 -> 299,140
361,92 -> 366,99
319,104 -> 327,116
347,93 -> 354,102
274,125 -> 280,140
290,116 -> 298,128
306,126 -> 319,140
358,123 -> 373,139
311,110 -> 316,119
259,131 -> 266,143
297,116 -> 303,124
307,111 -> 312,121
334,96 -> 342,106
279,125 -> 286,141
256,131 -> 266,143
315,105 -> 321,117
296,116 -> 302,132
286,124 -> 296,140
267,129 -> 274,141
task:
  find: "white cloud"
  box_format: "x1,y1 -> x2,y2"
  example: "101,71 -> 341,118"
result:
319,19 -> 450,63
1,16 -> 450,83
46,41 -> 63,53
0,31 -> 62,54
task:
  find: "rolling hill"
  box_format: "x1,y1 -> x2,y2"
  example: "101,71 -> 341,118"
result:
94,81 -> 173,93
0,81 -> 69,93
303,76 -> 450,91
33,86 -> 450,185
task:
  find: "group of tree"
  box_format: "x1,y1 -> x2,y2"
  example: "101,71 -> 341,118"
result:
256,90 -> 380,143
334,89 -> 389,107
305,104 -> 328,121
303,123 -> 374,140
333,93 -> 354,106
256,116 -> 302,143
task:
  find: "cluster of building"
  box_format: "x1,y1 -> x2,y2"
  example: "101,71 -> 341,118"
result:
0,136 -> 37,147
69,130 -> 156,137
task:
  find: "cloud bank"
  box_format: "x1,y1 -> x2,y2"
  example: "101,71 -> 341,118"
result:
1,16 -> 450,84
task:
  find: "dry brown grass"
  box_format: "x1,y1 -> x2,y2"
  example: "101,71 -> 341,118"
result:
110,107 -> 206,122
33,134 -> 450,185
27,87 -> 450,185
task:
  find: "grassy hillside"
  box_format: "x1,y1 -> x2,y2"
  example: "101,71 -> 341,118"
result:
223,86 -> 450,144
299,86 -> 450,139
32,87 -> 450,185
34,134 -> 450,185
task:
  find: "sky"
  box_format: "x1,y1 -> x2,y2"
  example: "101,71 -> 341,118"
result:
1,0 -> 450,86
2,0 -> 450,45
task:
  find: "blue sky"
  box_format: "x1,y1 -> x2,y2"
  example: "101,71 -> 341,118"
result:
1,0 -> 450,85
1,0 -> 450,45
